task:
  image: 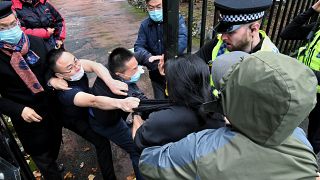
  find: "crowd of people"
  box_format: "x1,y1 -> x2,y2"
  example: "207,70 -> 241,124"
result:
0,0 -> 320,179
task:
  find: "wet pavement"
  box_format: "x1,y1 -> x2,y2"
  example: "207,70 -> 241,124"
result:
50,0 -> 152,179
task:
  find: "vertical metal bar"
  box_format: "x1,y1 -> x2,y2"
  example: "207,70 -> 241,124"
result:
289,0 -> 307,52
163,0 -> 179,60
285,0 -> 304,53
187,0 -> 194,53
275,0 -> 290,45
0,116 -> 35,180
279,0 -> 296,52
270,0 -> 284,41
299,0 -> 309,14
265,0 -> 276,35
200,0 -> 208,47
260,13 -> 267,30
212,9 -> 219,38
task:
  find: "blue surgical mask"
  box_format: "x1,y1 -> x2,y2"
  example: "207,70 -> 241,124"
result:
148,9 -> 163,22
126,66 -> 144,84
0,25 -> 23,45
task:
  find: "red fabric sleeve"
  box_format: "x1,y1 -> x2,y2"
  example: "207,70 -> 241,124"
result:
20,27 -> 51,39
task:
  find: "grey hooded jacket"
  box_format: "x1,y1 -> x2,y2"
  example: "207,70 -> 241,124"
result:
139,52 -> 319,180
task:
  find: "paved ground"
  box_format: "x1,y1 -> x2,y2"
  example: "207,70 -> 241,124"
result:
50,0 -> 152,179
45,0 -> 320,179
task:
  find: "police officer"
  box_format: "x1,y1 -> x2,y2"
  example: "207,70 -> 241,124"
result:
281,0 -> 320,154
196,0 -> 279,64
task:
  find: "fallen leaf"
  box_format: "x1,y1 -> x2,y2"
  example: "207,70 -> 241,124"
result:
91,167 -> 98,173
82,147 -> 91,152
33,170 -> 42,180
126,171 -> 136,180
64,171 -> 75,179
88,174 -> 95,180
33,170 -> 41,178
80,162 -> 84,168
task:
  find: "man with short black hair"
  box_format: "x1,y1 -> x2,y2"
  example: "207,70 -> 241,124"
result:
48,48 -> 140,180
90,47 -> 146,180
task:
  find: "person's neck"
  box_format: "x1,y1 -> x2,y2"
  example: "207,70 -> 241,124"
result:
243,33 -> 261,53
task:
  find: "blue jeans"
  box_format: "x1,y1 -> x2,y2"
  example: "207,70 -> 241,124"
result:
90,118 -> 143,180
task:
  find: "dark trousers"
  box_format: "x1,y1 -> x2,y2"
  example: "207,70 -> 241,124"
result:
64,119 -> 116,180
31,151 -> 62,180
12,115 -> 62,180
308,94 -> 320,154
151,80 -> 166,100
90,119 -> 143,180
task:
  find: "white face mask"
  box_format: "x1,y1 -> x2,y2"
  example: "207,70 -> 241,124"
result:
69,66 -> 84,81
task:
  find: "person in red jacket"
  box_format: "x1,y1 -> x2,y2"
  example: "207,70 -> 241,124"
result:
11,0 -> 66,49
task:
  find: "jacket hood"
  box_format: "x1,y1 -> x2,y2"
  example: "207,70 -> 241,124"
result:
220,51 -> 317,146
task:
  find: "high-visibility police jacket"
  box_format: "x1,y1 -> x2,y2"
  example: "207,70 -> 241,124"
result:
297,29 -> 320,93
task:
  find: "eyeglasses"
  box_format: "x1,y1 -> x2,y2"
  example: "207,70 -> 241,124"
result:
147,4 -> 162,11
58,57 -> 80,74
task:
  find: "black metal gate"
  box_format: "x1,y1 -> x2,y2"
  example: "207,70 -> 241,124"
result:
163,0 -> 319,56
0,116 -> 35,180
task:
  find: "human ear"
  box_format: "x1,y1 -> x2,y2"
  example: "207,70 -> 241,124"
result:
55,72 -> 64,79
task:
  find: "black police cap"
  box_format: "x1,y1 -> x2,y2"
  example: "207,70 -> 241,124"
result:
0,1 -> 13,19
214,0 -> 272,33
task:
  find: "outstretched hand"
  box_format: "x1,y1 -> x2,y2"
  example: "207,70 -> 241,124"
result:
108,80 -> 128,96
118,97 -> 140,112
49,77 -> 71,90
312,0 -> 320,13
158,55 -> 165,76
149,55 -> 164,63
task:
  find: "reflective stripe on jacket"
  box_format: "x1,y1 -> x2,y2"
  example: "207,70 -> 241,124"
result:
298,29 -> 320,93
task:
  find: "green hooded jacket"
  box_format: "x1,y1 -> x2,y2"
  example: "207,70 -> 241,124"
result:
139,52 -> 319,180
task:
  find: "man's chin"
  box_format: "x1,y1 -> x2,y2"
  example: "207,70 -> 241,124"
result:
226,46 -> 233,51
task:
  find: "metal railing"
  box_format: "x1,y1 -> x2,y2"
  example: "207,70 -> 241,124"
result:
262,0 -> 318,54
0,116 -> 35,180
163,0 -> 319,56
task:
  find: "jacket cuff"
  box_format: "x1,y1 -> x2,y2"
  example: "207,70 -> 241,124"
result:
308,7 -> 318,16
145,54 -> 152,62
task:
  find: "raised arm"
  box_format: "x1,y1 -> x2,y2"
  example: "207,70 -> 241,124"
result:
280,3 -> 320,40
80,59 -> 128,96
73,92 -> 139,112
139,133 -> 198,179
134,23 -> 153,63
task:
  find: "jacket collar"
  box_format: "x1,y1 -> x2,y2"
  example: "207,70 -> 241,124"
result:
147,17 -> 163,27
12,0 -> 46,10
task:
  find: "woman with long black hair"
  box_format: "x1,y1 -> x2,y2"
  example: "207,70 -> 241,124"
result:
132,54 -> 225,151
